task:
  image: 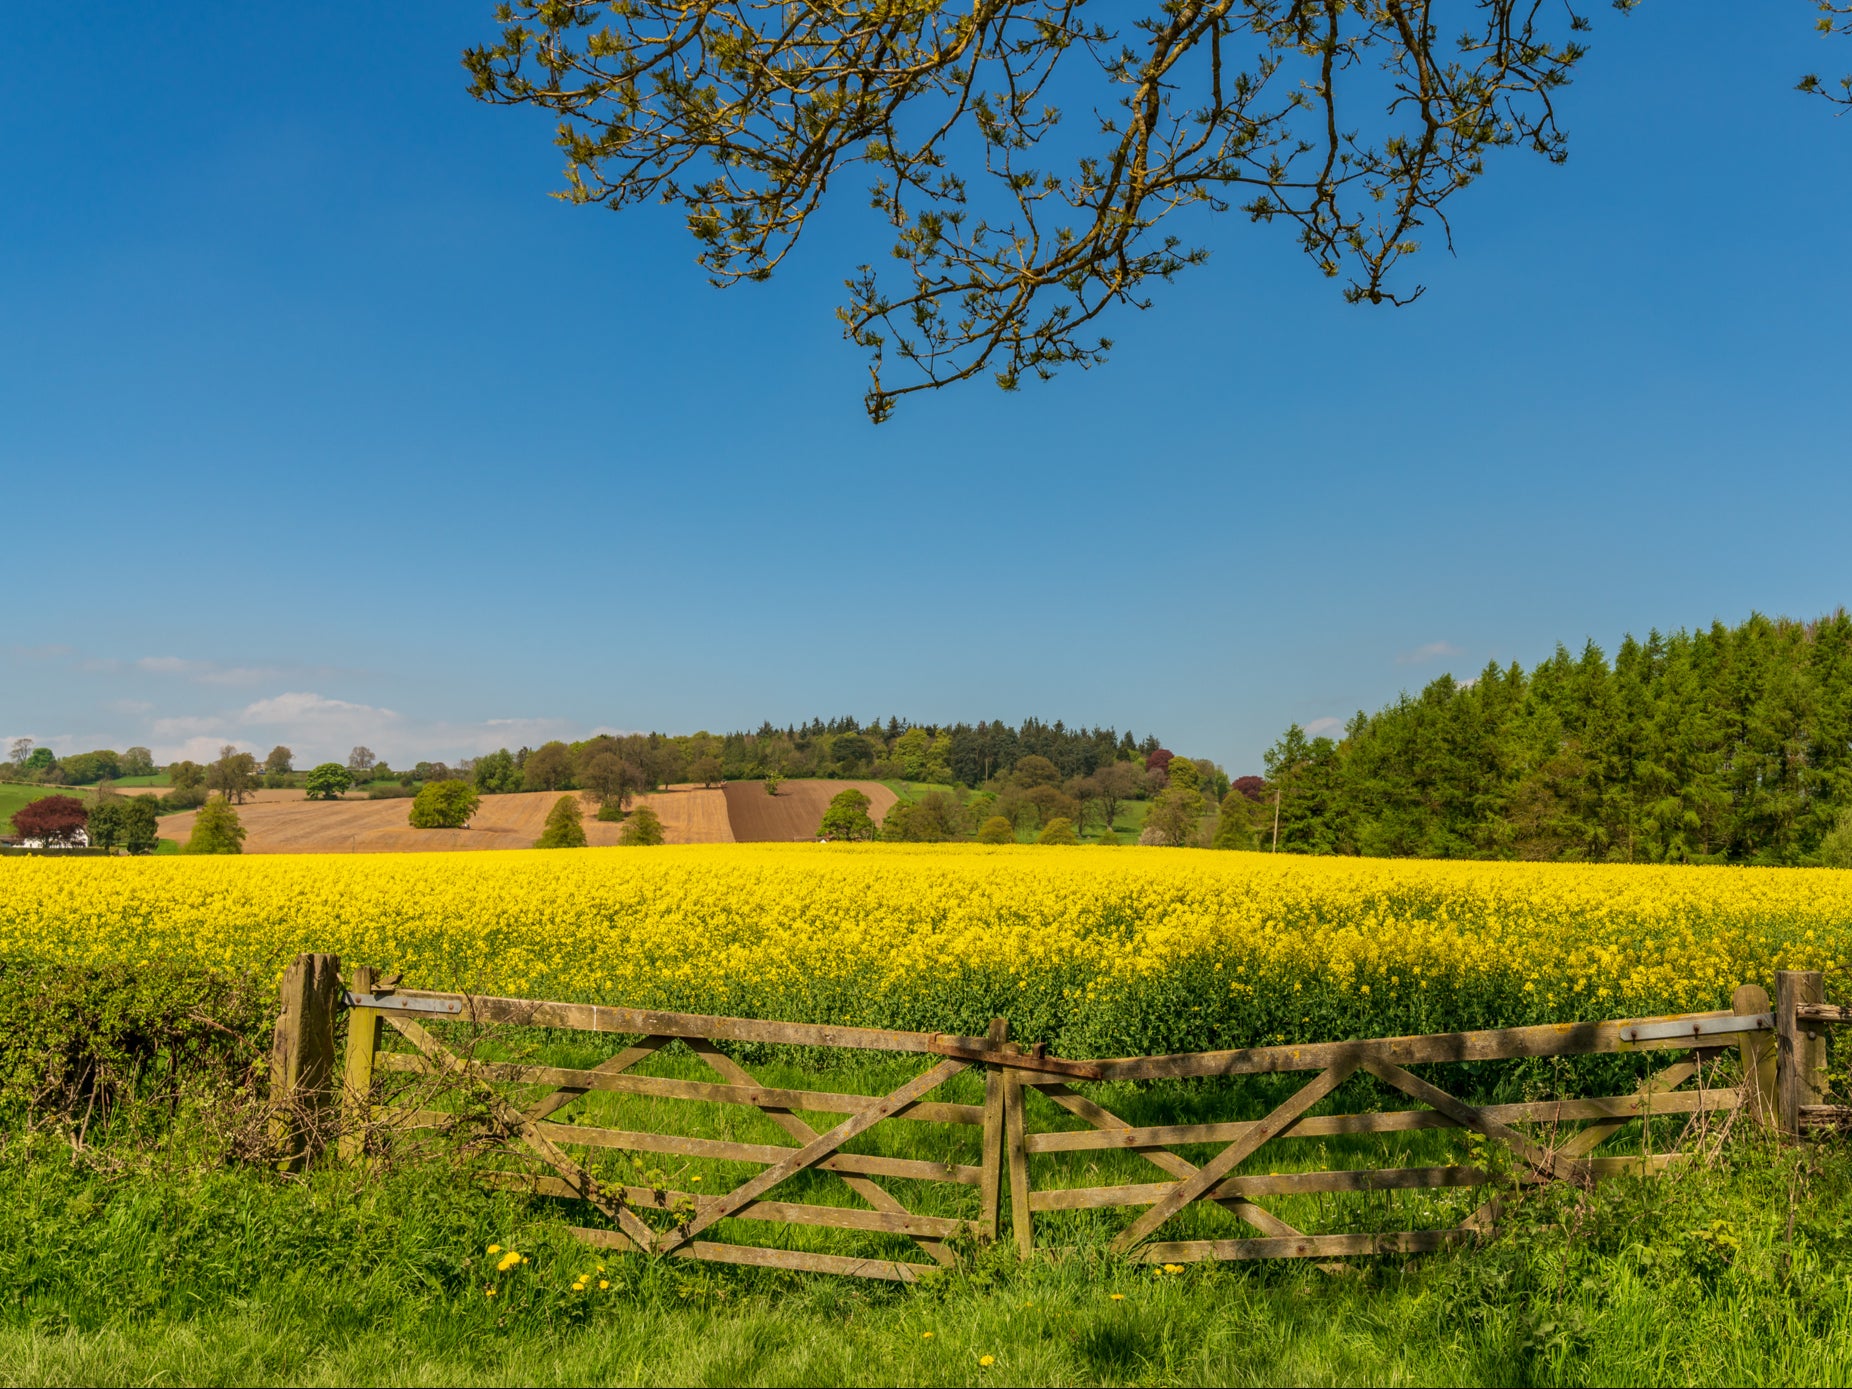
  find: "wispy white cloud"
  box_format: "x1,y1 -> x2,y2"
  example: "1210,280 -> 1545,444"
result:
137,656 -> 284,686
1302,716 -> 1346,738
134,694 -> 589,765
1395,641 -> 1462,666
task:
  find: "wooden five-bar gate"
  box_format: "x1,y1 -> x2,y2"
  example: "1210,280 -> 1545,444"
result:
268,957 -> 1847,1282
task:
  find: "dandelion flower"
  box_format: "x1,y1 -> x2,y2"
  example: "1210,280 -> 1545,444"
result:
1110,1293 -> 1125,1301
922,1332 -> 933,1339
599,1280 -> 609,1290
980,1355 -> 996,1367
487,1244 -> 502,1255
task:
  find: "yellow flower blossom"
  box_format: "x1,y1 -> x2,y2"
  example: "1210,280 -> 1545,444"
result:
0,846 -> 1839,1053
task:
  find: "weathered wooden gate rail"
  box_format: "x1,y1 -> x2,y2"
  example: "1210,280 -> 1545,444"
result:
268,958 -> 1847,1281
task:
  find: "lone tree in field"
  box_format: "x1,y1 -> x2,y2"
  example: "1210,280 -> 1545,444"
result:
818,787 -> 877,841
183,796 -> 246,855
409,780 -> 481,830
977,815 -> 1016,845
535,794 -> 588,848
264,745 -> 294,786
619,805 -> 665,846
463,5 -> 1848,421
347,746 -> 378,782
689,755 -> 723,788
12,794 -> 88,845
305,762 -> 353,800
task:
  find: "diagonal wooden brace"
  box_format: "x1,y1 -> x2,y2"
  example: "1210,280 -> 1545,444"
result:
1110,1060 -> 1358,1254
525,1036 -> 671,1122
1363,1058 -> 1587,1186
380,1011 -> 658,1253
687,1039 -> 956,1268
1035,1083 -> 1305,1239
654,1058 -> 967,1257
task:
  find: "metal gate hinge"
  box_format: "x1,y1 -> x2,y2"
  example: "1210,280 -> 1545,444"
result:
1618,1013 -> 1772,1043
343,991 -> 463,1015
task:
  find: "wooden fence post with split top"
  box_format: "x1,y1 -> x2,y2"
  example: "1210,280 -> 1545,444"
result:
1776,970 -> 1827,1136
269,951 -> 342,1169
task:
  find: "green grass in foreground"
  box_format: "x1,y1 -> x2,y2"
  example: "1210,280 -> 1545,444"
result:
5,1024 -> 1852,1386
2,1129 -> 1850,1388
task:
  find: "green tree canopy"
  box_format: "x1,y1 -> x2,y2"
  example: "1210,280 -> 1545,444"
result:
1212,792 -> 1259,851
409,780 -> 481,830
120,796 -> 160,854
881,791 -> 968,843
206,746 -> 258,804
534,794 -> 587,849
87,798 -> 128,851
818,787 -> 876,841
522,741 -> 576,792
472,749 -> 522,794
183,797 -> 245,855
1143,787 -> 1206,847
304,763 -> 353,801
1035,816 -> 1079,846
977,815 -> 1016,845
619,806 -> 665,846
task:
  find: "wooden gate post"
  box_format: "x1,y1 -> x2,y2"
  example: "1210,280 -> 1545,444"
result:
978,1018 -> 1009,1241
269,951 -> 342,1169
1003,1043 -> 1033,1257
1732,983 -> 1777,1127
338,964 -> 380,1161
1776,969 -> 1827,1136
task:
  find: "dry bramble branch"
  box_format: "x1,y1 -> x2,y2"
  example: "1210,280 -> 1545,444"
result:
464,2 -> 1846,421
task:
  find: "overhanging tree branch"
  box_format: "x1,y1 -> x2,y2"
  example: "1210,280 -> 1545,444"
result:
464,2 -> 1839,421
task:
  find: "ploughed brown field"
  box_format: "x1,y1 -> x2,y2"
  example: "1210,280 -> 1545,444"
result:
159,787 -> 733,854
721,779 -> 897,842
155,780 -> 894,852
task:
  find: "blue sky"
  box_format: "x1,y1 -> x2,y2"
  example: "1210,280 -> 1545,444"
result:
3,4 -> 1848,772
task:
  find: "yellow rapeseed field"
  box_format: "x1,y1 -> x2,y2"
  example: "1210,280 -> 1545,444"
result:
1,845 -> 1846,1053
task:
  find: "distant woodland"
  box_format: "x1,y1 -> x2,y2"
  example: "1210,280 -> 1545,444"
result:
12,613 -> 1852,863
1263,612 -> 1852,867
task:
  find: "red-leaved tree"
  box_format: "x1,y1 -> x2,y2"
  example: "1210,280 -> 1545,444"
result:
12,794 -> 89,843
1233,776 -> 1269,804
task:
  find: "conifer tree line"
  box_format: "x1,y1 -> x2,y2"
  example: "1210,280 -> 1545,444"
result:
1262,612 -> 1852,866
